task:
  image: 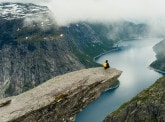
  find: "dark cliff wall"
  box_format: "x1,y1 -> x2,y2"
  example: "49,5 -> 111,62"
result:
0,18 -> 86,97
150,40 -> 165,73
0,3 -> 148,98
0,18 -> 108,98
104,76 -> 165,122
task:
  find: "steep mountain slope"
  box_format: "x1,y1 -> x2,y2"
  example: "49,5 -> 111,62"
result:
104,77 -> 165,122
0,2 -> 148,98
150,40 -> 165,73
0,3 -> 111,98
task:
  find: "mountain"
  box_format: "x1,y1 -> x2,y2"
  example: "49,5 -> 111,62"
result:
0,2 -> 111,98
0,2 -> 48,20
104,76 -> 165,122
150,40 -> 165,73
89,22 -> 148,41
0,2 -> 148,98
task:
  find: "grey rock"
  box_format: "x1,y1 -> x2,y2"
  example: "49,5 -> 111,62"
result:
0,2 -> 148,98
0,67 -> 122,122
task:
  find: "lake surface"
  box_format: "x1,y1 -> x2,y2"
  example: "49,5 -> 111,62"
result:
75,38 -> 163,122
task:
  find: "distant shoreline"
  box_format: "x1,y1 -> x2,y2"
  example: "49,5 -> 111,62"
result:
93,38 -> 143,62
93,41 -> 165,76
93,47 -> 121,62
149,66 -> 165,75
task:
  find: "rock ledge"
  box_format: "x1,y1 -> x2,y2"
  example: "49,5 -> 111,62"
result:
0,67 -> 122,122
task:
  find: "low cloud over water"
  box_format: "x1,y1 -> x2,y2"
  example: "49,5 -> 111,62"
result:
2,0 -> 165,34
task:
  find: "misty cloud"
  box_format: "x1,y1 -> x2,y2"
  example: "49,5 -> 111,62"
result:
0,0 -> 47,5
2,0 -> 165,30
23,12 -> 57,31
45,0 -> 165,26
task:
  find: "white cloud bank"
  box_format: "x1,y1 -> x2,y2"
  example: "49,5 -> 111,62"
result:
0,0 -> 48,5
1,0 -> 165,27
45,0 -> 165,26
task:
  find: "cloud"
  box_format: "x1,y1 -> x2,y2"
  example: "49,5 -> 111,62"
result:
0,0 -> 50,5
2,0 -> 165,29
45,0 -> 165,26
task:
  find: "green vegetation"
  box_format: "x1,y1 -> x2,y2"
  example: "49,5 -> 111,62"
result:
82,42 -> 113,58
69,40 -> 100,68
23,82 -> 33,92
110,77 -> 165,117
5,83 -> 14,95
14,24 -> 64,42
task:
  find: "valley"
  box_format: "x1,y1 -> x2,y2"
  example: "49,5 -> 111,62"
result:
0,2 -> 147,98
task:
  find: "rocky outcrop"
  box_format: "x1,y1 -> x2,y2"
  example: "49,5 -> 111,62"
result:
0,67 -> 122,122
0,3 -> 104,98
104,76 -> 165,122
0,3 -> 148,98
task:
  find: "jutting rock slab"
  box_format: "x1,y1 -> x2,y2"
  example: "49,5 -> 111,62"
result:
0,67 -> 122,122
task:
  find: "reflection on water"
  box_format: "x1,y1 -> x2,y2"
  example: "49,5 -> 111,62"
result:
75,38 -> 163,122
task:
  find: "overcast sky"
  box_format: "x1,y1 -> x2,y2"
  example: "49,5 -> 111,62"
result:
1,0 -> 165,27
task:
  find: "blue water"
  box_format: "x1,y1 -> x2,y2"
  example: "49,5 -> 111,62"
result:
75,38 -> 163,122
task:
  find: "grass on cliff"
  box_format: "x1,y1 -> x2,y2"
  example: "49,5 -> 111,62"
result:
111,76 -> 165,116
68,40 -> 101,68
5,83 -> 14,96
14,24 -> 113,69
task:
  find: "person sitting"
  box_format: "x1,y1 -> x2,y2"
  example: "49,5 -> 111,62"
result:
103,60 -> 110,69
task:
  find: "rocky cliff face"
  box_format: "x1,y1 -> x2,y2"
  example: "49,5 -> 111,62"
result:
104,76 -> 165,122
0,3 -> 148,98
150,40 -> 165,73
0,3 -> 107,98
0,67 -> 122,122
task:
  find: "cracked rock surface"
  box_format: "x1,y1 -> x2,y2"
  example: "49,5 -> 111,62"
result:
0,67 -> 122,122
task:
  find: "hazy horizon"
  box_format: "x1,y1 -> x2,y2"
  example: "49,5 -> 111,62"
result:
1,0 -> 165,35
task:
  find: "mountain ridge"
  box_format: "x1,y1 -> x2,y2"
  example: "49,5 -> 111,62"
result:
0,2 -> 148,98
0,2 -> 48,20
104,76 -> 165,122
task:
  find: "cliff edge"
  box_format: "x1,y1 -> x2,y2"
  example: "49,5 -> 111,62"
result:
104,76 -> 165,122
0,67 -> 122,122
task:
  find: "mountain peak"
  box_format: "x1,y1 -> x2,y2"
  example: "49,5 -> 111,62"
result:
0,2 -> 48,20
